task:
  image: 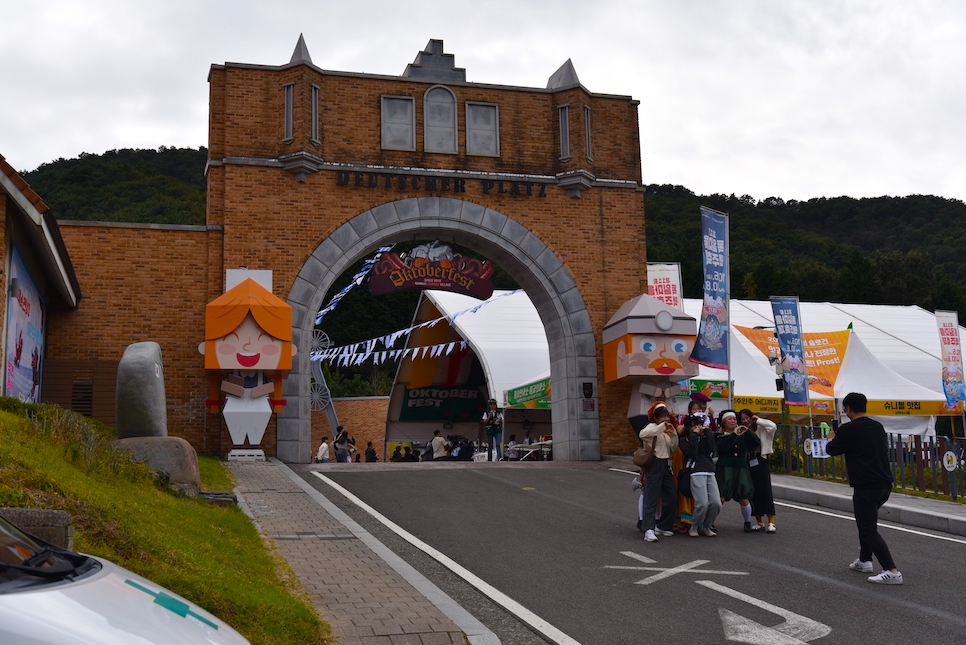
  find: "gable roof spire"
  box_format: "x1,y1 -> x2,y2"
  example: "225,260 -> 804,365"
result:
547,59 -> 581,90
402,39 -> 466,82
290,34 -> 312,64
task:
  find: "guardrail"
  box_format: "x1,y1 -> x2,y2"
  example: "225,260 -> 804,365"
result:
772,426 -> 966,501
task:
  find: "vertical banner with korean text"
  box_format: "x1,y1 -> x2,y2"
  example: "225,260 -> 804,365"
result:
936,310 -> 966,405
691,207 -> 729,369
646,262 -> 685,311
4,245 -> 46,403
770,296 -> 809,406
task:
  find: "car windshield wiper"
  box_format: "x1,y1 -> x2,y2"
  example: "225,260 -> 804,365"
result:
0,556 -> 79,578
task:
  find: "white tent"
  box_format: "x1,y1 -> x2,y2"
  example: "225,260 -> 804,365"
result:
423,290 -> 550,404
681,299 -> 962,435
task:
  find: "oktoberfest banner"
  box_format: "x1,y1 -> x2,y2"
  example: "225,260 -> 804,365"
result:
935,310 -> 966,405
691,207 -> 729,369
770,296 -> 809,406
736,326 -> 849,397
646,262 -> 685,311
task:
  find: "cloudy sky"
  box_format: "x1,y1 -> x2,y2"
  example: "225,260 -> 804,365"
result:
3,1 -> 965,202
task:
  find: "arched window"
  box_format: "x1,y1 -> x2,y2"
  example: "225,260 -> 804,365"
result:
423,86 -> 457,154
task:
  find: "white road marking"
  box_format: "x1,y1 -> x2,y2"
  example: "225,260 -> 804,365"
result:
774,501 -> 966,545
606,552 -> 749,585
311,471 -> 583,645
697,579 -> 831,644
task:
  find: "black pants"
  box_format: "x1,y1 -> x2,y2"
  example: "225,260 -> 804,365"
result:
853,486 -> 896,570
749,458 -> 776,517
643,457 -> 677,532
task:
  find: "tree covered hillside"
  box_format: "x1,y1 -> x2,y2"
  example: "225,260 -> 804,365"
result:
23,147 -> 207,225
18,149 -> 966,320
644,185 -> 966,317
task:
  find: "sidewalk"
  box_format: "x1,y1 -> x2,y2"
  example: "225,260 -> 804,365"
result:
228,459 -> 496,645
603,455 -> 966,537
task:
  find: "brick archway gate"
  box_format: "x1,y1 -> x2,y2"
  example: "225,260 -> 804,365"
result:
279,196 -> 599,464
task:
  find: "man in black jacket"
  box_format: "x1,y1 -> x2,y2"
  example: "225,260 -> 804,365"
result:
826,392 -> 903,585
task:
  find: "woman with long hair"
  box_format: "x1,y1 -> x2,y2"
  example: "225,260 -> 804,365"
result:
740,409 -> 778,533
715,409 -> 760,533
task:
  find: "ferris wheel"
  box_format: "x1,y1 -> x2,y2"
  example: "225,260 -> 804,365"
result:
310,330 -> 333,411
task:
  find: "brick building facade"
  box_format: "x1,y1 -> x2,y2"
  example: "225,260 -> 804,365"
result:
44,38 -> 649,462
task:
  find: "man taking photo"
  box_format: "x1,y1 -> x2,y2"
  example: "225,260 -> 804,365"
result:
826,392 -> 903,585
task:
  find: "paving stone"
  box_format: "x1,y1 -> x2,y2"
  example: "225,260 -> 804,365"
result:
228,462 -> 468,645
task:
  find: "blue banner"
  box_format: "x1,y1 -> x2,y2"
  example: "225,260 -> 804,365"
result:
691,207 -> 729,369
770,296 -> 809,406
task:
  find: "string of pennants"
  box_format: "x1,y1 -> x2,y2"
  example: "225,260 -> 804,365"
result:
315,244 -> 396,324
312,289 -> 523,366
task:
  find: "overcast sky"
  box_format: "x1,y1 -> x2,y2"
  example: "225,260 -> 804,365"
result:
3,1 -> 965,202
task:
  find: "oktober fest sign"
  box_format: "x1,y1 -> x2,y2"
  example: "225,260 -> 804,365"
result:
369,241 -> 495,299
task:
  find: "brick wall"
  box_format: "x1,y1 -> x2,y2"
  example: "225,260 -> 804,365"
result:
44,55 -> 649,459
311,397 -> 390,461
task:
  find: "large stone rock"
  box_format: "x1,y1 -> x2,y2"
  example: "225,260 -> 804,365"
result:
116,341 -> 167,438
113,436 -> 201,496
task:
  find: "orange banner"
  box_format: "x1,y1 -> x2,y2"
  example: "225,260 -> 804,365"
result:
736,326 -> 850,397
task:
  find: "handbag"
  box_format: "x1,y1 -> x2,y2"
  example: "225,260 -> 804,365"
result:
633,436 -> 657,468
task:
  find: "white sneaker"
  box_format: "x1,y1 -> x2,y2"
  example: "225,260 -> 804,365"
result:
849,558 -> 873,573
698,528 -> 717,537
868,570 -> 903,585
688,525 -> 699,538
644,529 -> 658,542
655,529 -> 674,537
766,522 -> 777,534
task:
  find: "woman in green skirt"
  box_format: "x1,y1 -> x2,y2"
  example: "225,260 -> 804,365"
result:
716,410 -> 761,533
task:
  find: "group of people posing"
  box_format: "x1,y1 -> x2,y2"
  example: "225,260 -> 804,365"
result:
635,393 -> 778,542
315,426 -> 378,463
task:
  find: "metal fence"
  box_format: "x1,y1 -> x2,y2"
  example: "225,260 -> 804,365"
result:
772,425 -> 966,501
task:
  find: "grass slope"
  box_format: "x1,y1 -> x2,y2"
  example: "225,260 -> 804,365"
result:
0,399 -> 329,645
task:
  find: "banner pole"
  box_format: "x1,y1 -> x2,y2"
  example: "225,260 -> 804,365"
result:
726,212 -> 732,411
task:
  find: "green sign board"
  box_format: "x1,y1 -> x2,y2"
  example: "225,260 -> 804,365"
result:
507,376 -> 551,409
678,379 -> 733,399
399,386 -> 487,421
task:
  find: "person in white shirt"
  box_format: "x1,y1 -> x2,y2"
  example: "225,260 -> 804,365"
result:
431,429 -> 449,459
316,437 -> 330,463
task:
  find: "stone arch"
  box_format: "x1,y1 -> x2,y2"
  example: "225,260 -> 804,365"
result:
279,197 -> 599,463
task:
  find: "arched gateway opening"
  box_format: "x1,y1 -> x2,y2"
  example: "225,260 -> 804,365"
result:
279,197 -> 599,463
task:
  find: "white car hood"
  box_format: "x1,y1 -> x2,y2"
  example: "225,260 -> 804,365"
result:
0,557 -> 251,645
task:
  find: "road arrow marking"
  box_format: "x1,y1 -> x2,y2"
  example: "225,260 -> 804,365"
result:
696,579 -> 831,644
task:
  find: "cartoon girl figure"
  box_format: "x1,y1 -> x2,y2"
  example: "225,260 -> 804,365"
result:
199,278 -> 297,449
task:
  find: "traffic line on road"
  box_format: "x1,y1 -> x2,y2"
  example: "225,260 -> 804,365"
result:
697,579 -> 831,644
311,471 -> 583,645
606,552 -> 749,585
774,501 -> 966,545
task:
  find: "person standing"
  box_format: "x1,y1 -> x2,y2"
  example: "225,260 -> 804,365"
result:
482,398 -> 504,461
825,392 -> 902,585
334,426 -> 350,463
679,415 -> 721,537
715,410 -> 760,533
739,409 -> 778,533
365,441 -> 378,462
431,430 -> 449,460
315,437 -> 330,463
639,403 -> 679,542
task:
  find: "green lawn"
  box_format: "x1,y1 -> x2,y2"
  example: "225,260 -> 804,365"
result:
0,399 -> 329,645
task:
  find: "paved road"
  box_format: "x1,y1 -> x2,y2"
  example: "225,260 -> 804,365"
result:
296,461 -> 966,645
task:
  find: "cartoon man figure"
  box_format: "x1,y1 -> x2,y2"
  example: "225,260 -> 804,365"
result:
199,278 -> 297,452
